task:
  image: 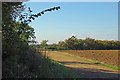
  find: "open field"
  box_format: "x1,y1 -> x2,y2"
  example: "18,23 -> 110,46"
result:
47,51 -> 119,78
60,50 -> 119,67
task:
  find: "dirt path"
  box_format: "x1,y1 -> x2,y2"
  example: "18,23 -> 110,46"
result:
47,51 -> 119,78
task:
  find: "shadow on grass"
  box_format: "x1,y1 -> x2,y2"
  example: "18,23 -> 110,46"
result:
71,68 -> 120,80
56,61 -> 120,79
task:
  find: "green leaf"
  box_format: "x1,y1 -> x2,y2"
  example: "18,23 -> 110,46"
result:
37,13 -> 41,16
41,11 -> 44,14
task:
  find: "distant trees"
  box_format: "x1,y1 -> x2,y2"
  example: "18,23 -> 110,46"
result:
40,40 -> 48,50
83,38 -> 96,50
47,43 -> 59,50
40,40 -> 48,57
64,36 -> 79,50
46,36 -> 120,50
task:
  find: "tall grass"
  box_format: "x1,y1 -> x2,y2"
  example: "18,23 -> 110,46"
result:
3,47 -> 79,78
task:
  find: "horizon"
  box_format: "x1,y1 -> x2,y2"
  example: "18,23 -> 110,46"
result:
25,2 -> 118,44
37,36 -> 119,45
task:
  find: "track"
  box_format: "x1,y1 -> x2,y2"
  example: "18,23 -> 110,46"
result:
47,51 -> 119,78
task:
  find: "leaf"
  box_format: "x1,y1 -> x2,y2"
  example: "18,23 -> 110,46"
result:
20,18 -> 22,20
48,9 -> 52,11
44,10 -> 48,12
52,7 -> 56,10
31,17 -> 35,20
37,13 -> 41,16
58,6 -> 60,9
41,11 -> 44,14
56,8 -> 59,10
34,15 -> 38,17
32,15 -> 38,17
28,7 -> 32,12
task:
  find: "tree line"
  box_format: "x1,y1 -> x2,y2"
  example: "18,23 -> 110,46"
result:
40,36 -> 120,50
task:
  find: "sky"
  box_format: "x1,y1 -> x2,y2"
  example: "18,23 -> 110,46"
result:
24,2 -> 118,44
27,0 -> 119,2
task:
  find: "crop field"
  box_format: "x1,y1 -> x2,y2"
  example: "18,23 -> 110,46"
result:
60,50 -> 119,67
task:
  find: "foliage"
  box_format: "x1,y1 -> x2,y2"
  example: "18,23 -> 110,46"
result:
2,2 -> 60,58
2,2 -> 63,78
47,36 -> 120,50
40,40 -> 48,50
3,48 -> 78,78
47,43 -> 59,50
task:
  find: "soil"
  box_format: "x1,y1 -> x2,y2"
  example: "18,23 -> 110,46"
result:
60,50 -> 119,67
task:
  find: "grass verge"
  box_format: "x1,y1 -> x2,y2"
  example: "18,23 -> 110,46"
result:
3,49 -> 80,78
47,57 -> 80,78
84,58 -> 120,70
61,52 -> 120,71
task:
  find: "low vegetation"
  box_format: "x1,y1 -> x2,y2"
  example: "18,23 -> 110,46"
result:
3,48 -> 80,78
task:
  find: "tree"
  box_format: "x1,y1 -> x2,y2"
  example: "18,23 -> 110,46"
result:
2,2 -> 60,78
41,40 -> 48,57
47,43 -> 59,51
65,36 -> 79,50
13,22 -> 36,43
41,40 -> 48,49
58,41 -> 68,50
40,40 -> 48,57
56,37 -> 120,50
2,2 -> 24,58
83,37 -> 96,50
2,2 -> 60,58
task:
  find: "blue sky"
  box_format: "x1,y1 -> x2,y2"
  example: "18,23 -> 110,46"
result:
24,2 -> 118,44
28,0 -> 119,2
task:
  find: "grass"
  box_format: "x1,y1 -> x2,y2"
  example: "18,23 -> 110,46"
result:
80,57 -> 120,70
100,62 -> 120,70
3,48 -> 80,78
47,57 -> 80,78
